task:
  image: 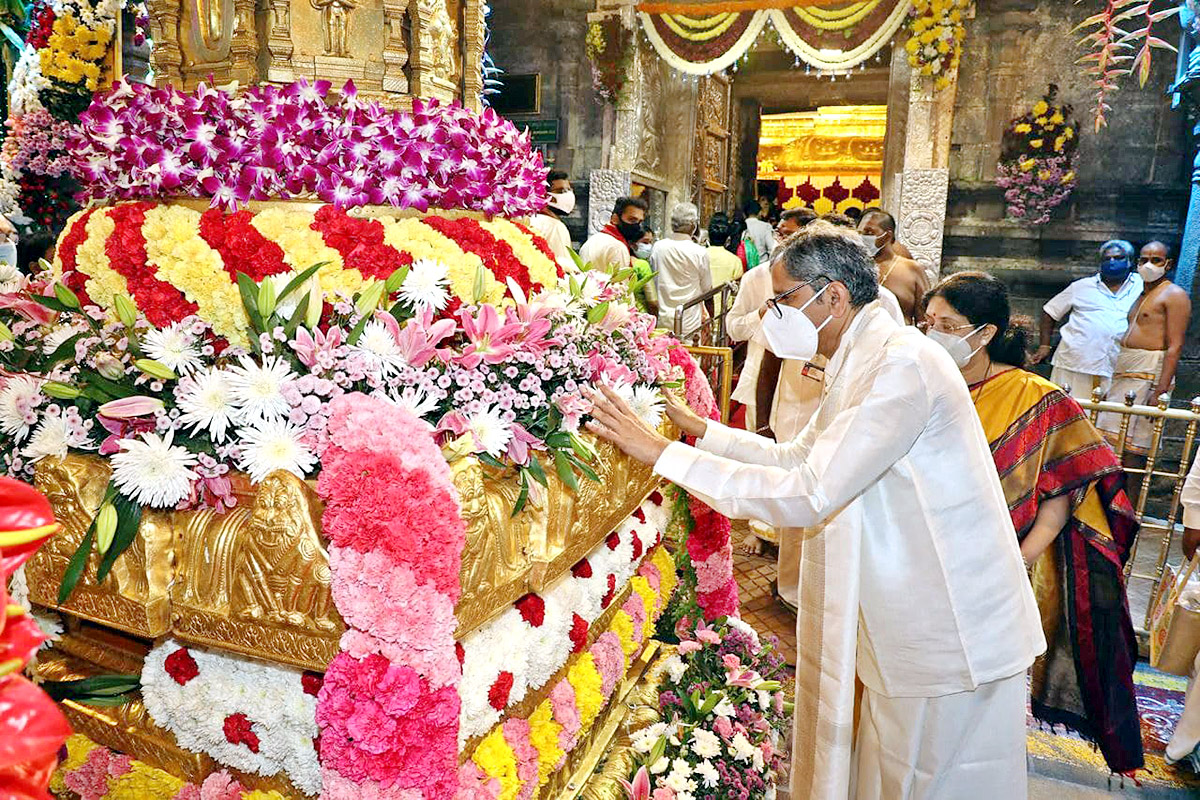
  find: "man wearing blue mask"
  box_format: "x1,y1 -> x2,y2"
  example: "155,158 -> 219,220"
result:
586,222 -> 1044,800
1033,240 -> 1143,400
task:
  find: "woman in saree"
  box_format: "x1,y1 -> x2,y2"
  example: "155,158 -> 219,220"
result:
923,271 -> 1144,775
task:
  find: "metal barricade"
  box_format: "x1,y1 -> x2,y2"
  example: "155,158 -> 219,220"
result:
672,281 -> 739,347
684,345 -> 734,425
1077,391 -> 1200,634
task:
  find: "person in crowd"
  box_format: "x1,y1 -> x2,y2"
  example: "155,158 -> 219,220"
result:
775,206 -> 816,243
1096,241 -> 1191,468
924,271 -> 1143,775
527,169 -> 578,273
726,210 -> 758,272
650,202 -> 711,342
579,196 -> 648,272
844,206 -> 863,224
742,198 -> 774,266
16,230 -> 54,273
857,208 -> 927,325
706,212 -> 744,316
819,211 -> 856,229
861,206 -> 916,261
1166,454 -> 1200,771
629,229 -> 658,317
1033,239 -> 1143,400
587,224 -> 1044,799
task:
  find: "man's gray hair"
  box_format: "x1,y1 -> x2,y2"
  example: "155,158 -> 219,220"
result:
778,221 -> 879,308
670,202 -> 700,233
1100,239 -> 1135,260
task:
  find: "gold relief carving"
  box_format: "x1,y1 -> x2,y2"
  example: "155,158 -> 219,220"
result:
228,0 -> 258,83
409,0 -> 459,101
28,455 -> 172,637
265,0 -> 296,83
311,0 -> 357,57
381,0 -> 411,94
461,0 -> 484,112
181,0 -> 233,66
757,106 -> 887,179
147,0 -> 184,84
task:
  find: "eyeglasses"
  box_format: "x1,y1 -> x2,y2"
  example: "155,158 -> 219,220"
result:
918,318 -> 974,334
765,279 -> 825,319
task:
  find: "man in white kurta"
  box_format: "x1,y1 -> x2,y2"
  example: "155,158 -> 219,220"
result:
587,224 -> 1046,800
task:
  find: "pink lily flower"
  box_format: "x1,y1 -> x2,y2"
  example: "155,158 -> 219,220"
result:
289,327 -> 343,370
618,766 -> 651,800
95,414 -> 156,455
505,422 -> 545,467
722,654 -> 757,688
694,620 -> 721,645
0,293 -> 55,325
394,309 -> 456,369
97,396 -> 165,419
457,305 -> 523,370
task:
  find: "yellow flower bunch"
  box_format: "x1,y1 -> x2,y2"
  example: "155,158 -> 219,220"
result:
652,546 -> 678,601
479,218 -> 559,290
143,205 -> 250,345
569,652 -> 605,729
40,11 -> 112,90
249,207 -> 357,298
73,208 -> 126,309
528,701 -> 566,788
630,575 -> 658,641
472,728 -> 522,800
379,217 -> 506,305
904,0 -> 970,90
1019,158 -> 1037,172
611,608 -> 639,660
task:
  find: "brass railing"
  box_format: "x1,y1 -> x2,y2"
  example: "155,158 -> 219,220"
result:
1077,391 -> 1200,632
684,345 -> 734,425
672,281 -> 739,347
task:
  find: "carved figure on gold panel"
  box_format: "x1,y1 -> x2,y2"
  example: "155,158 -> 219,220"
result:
419,0 -> 458,81
453,461 -> 532,600
311,0 -> 357,57
231,473 -> 337,631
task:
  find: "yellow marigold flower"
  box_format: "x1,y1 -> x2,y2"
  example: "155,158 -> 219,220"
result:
1029,139 -> 1043,149
1063,127 -> 1075,140
1033,101 -> 1049,117
1050,111 -> 1064,125
1014,123 -> 1032,134
1062,171 -> 1075,183
1054,138 -> 1065,152
473,727 -> 521,800
1037,170 -> 1052,181
1019,158 -> 1037,172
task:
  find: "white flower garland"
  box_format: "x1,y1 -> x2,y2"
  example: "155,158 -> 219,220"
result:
8,46 -> 49,118
141,641 -> 321,795
457,493 -> 671,742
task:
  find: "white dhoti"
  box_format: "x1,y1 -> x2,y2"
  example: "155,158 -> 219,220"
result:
771,360 -> 824,607
1167,651 -> 1200,765
1096,347 -> 1168,455
1050,364 -> 1110,402
851,671 -> 1029,800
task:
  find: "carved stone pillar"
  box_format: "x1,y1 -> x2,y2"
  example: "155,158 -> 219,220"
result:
897,67 -> 959,278
264,0 -> 294,83
587,169 -> 632,236
409,0 -> 460,103
381,0 -> 410,96
146,0 -> 184,86
461,0 -> 484,112
228,0 -> 258,84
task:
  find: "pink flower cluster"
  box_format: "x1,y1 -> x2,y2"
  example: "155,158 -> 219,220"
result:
669,345 -> 738,619
62,745 -> 132,800
995,153 -> 1077,227
69,79 -> 548,215
315,393 -> 465,798
2,107 -> 74,178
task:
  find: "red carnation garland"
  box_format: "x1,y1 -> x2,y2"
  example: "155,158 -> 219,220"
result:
512,220 -> 564,279
421,216 -> 541,296
311,206 -> 413,282
198,208 -> 291,283
56,209 -> 96,305
105,202 -> 199,327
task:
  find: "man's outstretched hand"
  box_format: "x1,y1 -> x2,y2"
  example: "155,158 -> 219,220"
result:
586,385 -> 674,465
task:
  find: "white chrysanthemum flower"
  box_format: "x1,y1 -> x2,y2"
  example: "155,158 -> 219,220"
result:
228,356 -> 294,423
110,430 -> 199,508
690,727 -> 722,760
41,324 -> 85,356
21,415 -> 92,463
0,376 -> 42,440
729,732 -> 759,763
399,259 -> 451,312
142,323 -> 203,375
664,653 -> 689,684
578,273 -> 610,307
176,367 -> 238,443
694,760 -> 720,788
354,320 -> 406,375
236,419 -> 317,483
379,386 -> 440,419
628,385 -> 665,428
0,261 -> 25,294
466,406 -> 513,459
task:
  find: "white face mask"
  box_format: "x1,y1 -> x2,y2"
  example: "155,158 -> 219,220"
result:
761,283 -> 832,362
927,324 -> 986,369
0,242 -> 17,269
1137,262 -> 1166,283
634,243 -> 652,260
547,189 -> 575,216
859,232 -> 885,259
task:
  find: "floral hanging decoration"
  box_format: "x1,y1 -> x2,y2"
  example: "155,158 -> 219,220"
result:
904,0 -> 970,90
995,85 -> 1080,226
585,16 -> 635,104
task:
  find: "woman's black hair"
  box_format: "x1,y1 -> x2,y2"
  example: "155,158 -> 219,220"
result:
925,271 -> 1030,368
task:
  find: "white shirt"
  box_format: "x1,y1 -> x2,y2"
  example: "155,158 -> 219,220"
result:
1184,455 -> 1200,529
744,217 -> 775,265
527,213 -> 577,274
579,230 -> 630,272
650,233 -> 712,338
1044,273 -> 1143,378
655,305 -> 1045,697
728,265 -> 772,406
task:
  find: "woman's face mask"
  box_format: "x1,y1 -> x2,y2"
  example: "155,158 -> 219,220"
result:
547,189 -> 575,216
634,243 -> 652,260
926,323 -> 987,369
760,282 -> 832,363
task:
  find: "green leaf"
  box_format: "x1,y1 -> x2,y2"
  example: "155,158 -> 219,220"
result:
568,274 -> 581,298
95,494 -> 142,584
235,272 -> 264,332
30,294 -> 73,314
345,312 -> 372,346
284,294 -> 310,338
478,452 -> 507,471
553,450 -> 579,492
277,263 -> 325,304
512,471 -> 530,517
698,690 -> 723,716
84,373 -> 136,400
586,301 -> 610,325
545,432 -> 573,449
58,524 -> 96,605
526,454 -> 548,487
472,264 -> 486,304
384,265 -> 410,295
569,248 -> 586,271
567,453 -> 600,483
43,332 -> 84,367
0,22 -> 24,50
41,674 -> 141,701
649,735 -> 667,765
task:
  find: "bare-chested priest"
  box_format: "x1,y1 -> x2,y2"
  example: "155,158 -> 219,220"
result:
857,209 -> 928,325
1097,240 -> 1192,469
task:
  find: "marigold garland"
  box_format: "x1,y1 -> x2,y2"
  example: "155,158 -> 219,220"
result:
904,0 -> 969,90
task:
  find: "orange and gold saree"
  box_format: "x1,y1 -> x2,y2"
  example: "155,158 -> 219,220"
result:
973,368 -> 1143,774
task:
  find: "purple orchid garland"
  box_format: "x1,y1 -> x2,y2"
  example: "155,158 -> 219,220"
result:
68,78 -> 549,215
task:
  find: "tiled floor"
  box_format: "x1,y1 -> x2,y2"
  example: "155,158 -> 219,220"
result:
731,519 -> 797,665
